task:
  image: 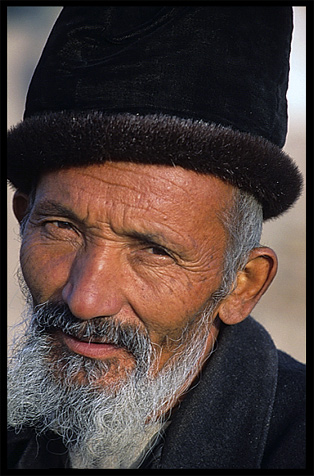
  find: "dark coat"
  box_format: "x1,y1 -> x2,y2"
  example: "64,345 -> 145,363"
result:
7,317 -> 306,469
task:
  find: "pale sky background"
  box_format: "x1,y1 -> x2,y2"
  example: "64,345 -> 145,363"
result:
7,6 -> 306,362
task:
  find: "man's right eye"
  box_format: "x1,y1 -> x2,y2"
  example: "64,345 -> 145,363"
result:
48,220 -> 73,229
42,220 -> 80,239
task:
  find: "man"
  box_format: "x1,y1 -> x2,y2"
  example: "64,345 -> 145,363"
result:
7,6 -> 305,469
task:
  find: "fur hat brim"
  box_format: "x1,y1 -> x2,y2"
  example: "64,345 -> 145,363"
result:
7,111 -> 302,220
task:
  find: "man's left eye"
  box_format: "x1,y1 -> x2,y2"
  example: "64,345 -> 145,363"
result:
147,246 -> 171,257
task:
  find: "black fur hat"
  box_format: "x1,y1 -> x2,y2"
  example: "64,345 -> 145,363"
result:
7,6 -> 303,220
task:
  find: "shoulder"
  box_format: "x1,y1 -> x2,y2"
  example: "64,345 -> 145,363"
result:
262,350 -> 306,469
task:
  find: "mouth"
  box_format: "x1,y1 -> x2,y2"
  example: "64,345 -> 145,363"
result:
59,331 -> 123,360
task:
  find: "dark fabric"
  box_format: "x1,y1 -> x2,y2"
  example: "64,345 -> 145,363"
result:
6,317 -> 306,470
7,427 -> 69,469
24,6 -> 292,147
260,351 -> 307,469
7,6 -> 303,221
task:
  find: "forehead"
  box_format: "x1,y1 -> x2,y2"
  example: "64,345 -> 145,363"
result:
36,161 -> 233,206
34,162 -> 234,240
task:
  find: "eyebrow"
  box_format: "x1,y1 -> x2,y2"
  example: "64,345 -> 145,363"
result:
33,199 -> 82,224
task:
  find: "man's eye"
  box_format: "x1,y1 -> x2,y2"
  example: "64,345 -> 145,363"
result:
47,220 -> 74,229
147,246 -> 171,257
43,220 -> 79,237
54,221 -> 71,228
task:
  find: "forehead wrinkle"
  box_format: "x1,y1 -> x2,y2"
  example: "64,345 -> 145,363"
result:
41,164 -> 233,220
80,163 -> 202,200
105,162 -> 234,205
66,172 -> 180,216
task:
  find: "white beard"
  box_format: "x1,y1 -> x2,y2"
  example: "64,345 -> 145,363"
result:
8,299 -> 218,469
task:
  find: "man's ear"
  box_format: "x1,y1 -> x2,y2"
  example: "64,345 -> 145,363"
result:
13,191 -> 31,224
217,247 -> 278,325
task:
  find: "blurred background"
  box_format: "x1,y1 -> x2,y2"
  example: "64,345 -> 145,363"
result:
7,6 -> 306,363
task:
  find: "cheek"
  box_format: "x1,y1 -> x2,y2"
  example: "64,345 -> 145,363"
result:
134,271 -> 217,371
20,238 -> 74,303
130,268 -> 217,341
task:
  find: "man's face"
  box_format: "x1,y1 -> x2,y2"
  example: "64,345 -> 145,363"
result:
19,161 -> 233,388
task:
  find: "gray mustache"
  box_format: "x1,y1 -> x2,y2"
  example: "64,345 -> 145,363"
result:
31,302 -> 152,363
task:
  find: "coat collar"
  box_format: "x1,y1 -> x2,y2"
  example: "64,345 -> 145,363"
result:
158,316 -> 279,469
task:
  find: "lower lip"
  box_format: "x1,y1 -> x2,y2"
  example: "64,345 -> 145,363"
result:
61,332 -> 120,359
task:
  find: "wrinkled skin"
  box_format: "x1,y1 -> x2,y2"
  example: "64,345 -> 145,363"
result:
13,161 -> 277,390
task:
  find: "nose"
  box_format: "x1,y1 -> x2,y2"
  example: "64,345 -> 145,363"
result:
61,246 -> 127,320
